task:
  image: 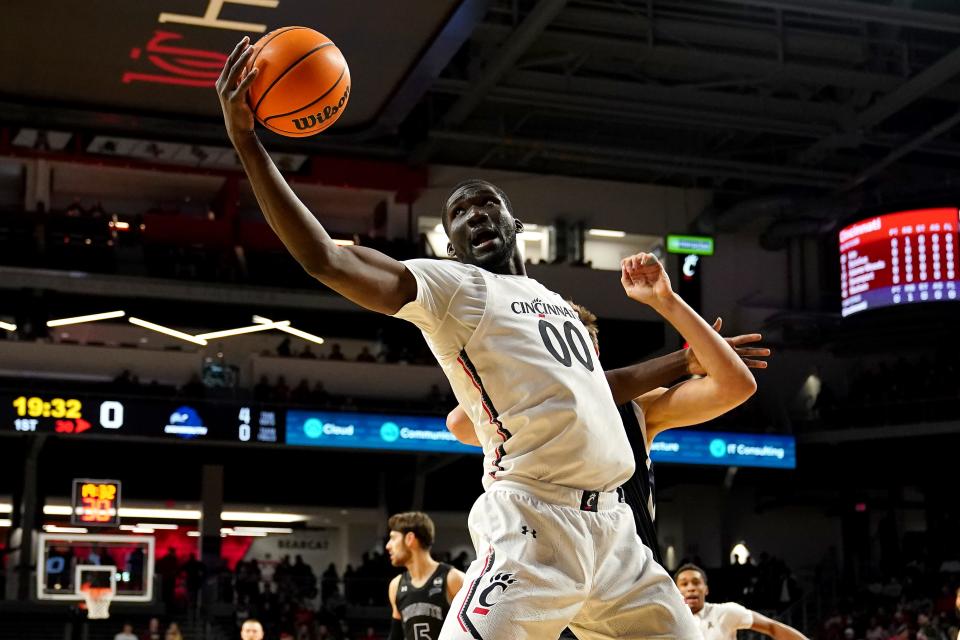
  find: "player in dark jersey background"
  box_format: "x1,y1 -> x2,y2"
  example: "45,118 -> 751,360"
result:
386,512 -> 465,640
448,304 -> 769,561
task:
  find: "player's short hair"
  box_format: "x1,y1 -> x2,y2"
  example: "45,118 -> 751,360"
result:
441,179 -> 513,233
568,302 -> 599,351
674,563 -> 708,583
388,511 -> 436,549
241,618 -> 263,628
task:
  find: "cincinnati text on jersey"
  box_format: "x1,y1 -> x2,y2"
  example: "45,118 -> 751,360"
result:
510,298 -> 578,318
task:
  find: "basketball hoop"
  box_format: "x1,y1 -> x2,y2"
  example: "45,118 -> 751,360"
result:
80,584 -> 114,620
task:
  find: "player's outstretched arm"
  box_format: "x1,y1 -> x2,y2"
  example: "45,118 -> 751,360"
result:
750,612 -> 808,640
217,37 -> 416,315
621,253 -> 756,438
605,317 -> 770,404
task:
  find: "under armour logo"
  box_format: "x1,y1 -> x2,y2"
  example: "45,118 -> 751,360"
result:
521,525 -> 537,538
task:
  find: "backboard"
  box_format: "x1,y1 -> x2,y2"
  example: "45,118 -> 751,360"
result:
37,533 -> 154,602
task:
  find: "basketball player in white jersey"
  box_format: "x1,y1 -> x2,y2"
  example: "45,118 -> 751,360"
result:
675,565 -> 807,640
218,38 -> 756,638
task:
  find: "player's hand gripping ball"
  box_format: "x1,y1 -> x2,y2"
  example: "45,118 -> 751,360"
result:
244,27 -> 351,137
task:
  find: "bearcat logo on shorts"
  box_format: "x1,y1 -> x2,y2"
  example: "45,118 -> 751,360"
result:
292,84 -> 351,131
472,573 -> 517,616
510,297 -> 577,319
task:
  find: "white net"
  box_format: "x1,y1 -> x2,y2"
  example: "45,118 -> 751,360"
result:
81,587 -> 113,619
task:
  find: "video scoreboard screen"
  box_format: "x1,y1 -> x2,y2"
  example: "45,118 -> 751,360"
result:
840,208 -> 959,317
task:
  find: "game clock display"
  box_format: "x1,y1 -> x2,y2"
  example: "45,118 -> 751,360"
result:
4,393 -> 284,444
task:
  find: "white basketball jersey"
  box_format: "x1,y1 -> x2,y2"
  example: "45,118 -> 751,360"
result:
695,602 -> 754,640
395,259 -> 635,492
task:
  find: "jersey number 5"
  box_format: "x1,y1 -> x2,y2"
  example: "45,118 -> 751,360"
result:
538,319 -> 595,371
413,622 -> 432,640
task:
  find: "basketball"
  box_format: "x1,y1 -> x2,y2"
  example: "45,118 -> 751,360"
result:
245,27 -> 351,137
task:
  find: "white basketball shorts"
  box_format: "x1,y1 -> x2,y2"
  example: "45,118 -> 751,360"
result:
438,480 -> 702,640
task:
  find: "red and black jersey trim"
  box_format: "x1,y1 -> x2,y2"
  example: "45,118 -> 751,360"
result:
457,349 -> 512,478
457,546 -> 496,639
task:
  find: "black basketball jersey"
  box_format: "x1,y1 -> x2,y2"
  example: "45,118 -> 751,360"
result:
617,401 -> 662,565
396,563 -> 453,640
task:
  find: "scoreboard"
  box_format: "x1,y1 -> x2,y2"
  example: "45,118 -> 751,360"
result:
5,393 -> 283,444
840,208 -> 960,317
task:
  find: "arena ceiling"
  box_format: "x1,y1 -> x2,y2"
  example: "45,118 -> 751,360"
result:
5,0 -> 960,201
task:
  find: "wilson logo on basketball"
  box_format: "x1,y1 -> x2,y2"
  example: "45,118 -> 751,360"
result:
292,85 -> 351,131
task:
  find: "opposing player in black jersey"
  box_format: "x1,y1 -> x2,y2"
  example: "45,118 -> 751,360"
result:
447,305 -> 769,562
386,512 -> 465,640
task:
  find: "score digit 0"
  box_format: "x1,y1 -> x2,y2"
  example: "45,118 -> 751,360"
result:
99,401 -> 125,430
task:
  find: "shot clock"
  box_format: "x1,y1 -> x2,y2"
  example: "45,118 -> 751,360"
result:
71,478 -> 121,526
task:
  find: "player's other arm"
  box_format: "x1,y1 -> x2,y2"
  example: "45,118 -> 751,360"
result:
621,254 -> 756,439
217,38 -> 416,315
446,407 -> 481,446
446,568 -> 466,602
749,612 -> 808,640
604,351 -> 688,405
605,317 -> 769,405
388,574 -> 402,620
387,574 -> 404,640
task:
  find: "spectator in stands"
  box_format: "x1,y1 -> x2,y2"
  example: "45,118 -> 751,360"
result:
157,547 -> 179,608
277,337 -> 292,357
182,553 -> 205,608
114,623 -> 138,640
275,375 -> 290,401
291,378 -> 311,403
299,344 -> 317,359
240,619 -> 264,640
310,381 -> 330,406
141,617 -> 162,640
181,373 -> 206,399
328,343 -> 345,361
164,622 -> 183,640
321,562 -> 339,603
66,197 -> 85,217
356,346 -> 376,363
254,375 -> 272,401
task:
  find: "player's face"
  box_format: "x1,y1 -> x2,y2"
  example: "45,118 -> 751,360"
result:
240,621 -> 264,640
675,570 -> 708,614
955,588 -> 960,612
385,530 -> 411,566
444,183 -> 519,270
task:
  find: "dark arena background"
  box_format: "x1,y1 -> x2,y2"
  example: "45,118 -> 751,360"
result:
1,1 -> 960,639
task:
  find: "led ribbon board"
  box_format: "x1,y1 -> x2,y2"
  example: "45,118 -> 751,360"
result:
286,410 -> 480,454
650,430 -> 796,469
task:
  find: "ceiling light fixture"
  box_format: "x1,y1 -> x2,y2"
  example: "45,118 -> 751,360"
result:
128,318 -> 207,346
587,229 -> 627,238
195,320 -> 291,341
47,310 -> 126,327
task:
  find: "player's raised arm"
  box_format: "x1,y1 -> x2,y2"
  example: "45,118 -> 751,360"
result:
217,37 -> 416,315
621,253 -> 756,438
749,612 -> 808,640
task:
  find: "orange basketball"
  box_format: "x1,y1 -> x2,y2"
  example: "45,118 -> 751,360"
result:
245,27 -> 351,138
